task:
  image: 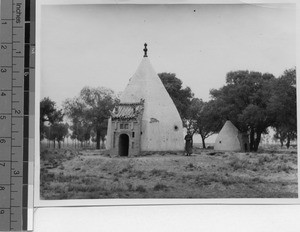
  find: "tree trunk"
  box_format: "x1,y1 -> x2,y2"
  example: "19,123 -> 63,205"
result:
249,129 -> 255,151
58,141 -> 61,149
280,138 -> 284,148
253,131 -> 262,152
96,129 -> 101,149
53,139 -> 56,149
201,135 -> 206,149
286,134 -> 290,149
101,137 -> 105,149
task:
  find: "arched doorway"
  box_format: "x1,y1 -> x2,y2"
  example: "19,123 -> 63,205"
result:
119,134 -> 129,157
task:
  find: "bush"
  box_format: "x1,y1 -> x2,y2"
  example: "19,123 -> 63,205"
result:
277,164 -> 293,173
229,157 -> 250,171
150,169 -> 175,178
153,183 -> 168,191
135,185 -> 146,193
186,163 -> 195,169
126,183 -> 133,191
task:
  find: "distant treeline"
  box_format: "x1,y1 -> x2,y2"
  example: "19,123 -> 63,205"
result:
40,68 -> 296,151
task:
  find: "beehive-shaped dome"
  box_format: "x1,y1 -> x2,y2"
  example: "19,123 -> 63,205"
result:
119,56 -> 184,151
214,120 -> 249,152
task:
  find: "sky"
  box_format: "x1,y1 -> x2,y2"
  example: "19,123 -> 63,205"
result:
40,3 -> 296,109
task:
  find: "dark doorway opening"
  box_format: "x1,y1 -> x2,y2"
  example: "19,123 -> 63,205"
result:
119,134 -> 129,157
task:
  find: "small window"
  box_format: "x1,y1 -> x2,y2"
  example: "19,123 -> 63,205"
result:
120,123 -> 123,129
132,132 -> 135,138
219,141 -> 222,144
174,125 -> 179,131
132,142 -> 134,149
124,123 -> 129,129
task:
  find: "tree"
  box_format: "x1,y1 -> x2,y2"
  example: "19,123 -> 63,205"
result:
70,120 -> 92,148
44,123 -> 68,149
184,98 -> 202,135
268,68 -> 296,148
63,86 -> 117,149
40,97 -> 64,141
158,73 -> 194,120
195,100 -> 223,148
185,98 -> 223,149
183,98 -> 202,147
210,71 -> 276,151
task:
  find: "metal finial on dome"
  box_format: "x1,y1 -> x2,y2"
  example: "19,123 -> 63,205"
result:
143,43 -> 148,57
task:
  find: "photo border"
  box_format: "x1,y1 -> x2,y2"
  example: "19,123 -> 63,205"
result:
35,0 -> 300,207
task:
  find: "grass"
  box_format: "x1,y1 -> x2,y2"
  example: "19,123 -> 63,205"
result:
40,146 -> 298,199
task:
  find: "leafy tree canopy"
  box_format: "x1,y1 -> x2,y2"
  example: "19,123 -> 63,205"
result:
158,72 -> 194,120
268,67 -> 297,148
40,97 -> 64,140
63,86 -> 117,149
210,70 -> 276,151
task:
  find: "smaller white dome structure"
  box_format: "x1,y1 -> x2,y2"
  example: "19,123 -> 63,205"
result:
214,120 -> 249,152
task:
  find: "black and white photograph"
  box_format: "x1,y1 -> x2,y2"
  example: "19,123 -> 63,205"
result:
38,3 -> 297,200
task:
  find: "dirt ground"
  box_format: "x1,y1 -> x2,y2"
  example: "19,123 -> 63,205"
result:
40,146 -> 298,199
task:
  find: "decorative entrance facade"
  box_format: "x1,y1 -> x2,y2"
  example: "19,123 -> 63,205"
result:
108,100 -> 144,157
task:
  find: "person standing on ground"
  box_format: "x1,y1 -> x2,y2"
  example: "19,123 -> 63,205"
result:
184,132 -> 193,156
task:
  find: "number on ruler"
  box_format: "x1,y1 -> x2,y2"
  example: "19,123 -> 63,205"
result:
1,92 -> 6,96
0,186 -> 5,190
0,162 -> 6,166
14,109 -> 21,114
1,68 -> 7,72
1,45 -> 7,49
14,170 -> 20,175
0,210 -> 5,214
0,139 -> 6,143
0,115 -> 7,120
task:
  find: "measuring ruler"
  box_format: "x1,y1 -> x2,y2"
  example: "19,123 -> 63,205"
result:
0,0 -> 35,230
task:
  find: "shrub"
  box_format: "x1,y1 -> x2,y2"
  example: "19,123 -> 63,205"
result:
277,164 -> 293,173
135,185 -> 146,193
153,183 -> 168,191
128,170 -> 145,179
186,163 -> 195,169
150,169 -> 162,176
229,157 -> 250,171
150,169 -> 175,178
126,183 -> 133,191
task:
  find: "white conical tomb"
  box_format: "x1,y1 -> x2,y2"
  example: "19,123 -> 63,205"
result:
122,57 -> 184,151
214,120 -> 248,152
106,52 -> 184,152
